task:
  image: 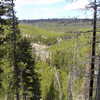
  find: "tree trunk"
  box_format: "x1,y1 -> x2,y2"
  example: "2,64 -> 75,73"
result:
89,0 -> 97,100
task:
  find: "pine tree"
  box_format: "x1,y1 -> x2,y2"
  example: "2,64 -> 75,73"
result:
0,0 -> 21,99
16,37 -> 41,100
5,0 -> 21,100
0,0 -> 8,91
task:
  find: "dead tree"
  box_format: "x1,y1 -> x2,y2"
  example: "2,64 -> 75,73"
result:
89,0 -> 97,100
88,0 -> 100,100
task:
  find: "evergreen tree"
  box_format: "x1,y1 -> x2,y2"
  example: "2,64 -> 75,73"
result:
5,0 -> 21,100
0,0 -> 21,99
0,0 -> 8,91
16,37 -> 41,100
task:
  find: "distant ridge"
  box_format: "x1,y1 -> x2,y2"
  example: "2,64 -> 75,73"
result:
19,18 -> 93,24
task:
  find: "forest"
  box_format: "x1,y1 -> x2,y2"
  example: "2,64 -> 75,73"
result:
0,0 -> 100,100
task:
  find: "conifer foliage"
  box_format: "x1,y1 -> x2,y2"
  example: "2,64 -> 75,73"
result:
0,0 -> 8,90
0,0 -> 41,100
17,38 -> 41,100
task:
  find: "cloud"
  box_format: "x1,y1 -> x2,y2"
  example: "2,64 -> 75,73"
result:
64,0 -> 89,10
15,0 -> 62,7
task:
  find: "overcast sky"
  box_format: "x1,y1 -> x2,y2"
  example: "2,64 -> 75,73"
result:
15,0 -> 93,19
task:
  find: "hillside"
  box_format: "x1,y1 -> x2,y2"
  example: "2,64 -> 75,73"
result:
1,0 -> 100,100
18,22 -> 99,100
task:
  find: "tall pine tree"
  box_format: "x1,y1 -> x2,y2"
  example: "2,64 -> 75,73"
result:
17,37 -> 41,100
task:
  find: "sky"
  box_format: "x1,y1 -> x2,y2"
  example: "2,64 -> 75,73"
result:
15,0 -> 93,19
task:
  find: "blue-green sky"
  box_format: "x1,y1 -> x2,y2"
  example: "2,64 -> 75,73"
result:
15,0 -> 92,19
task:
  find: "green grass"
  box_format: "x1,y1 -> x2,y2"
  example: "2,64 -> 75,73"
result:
19,24 -> 77,45
20,24 -> 65,38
